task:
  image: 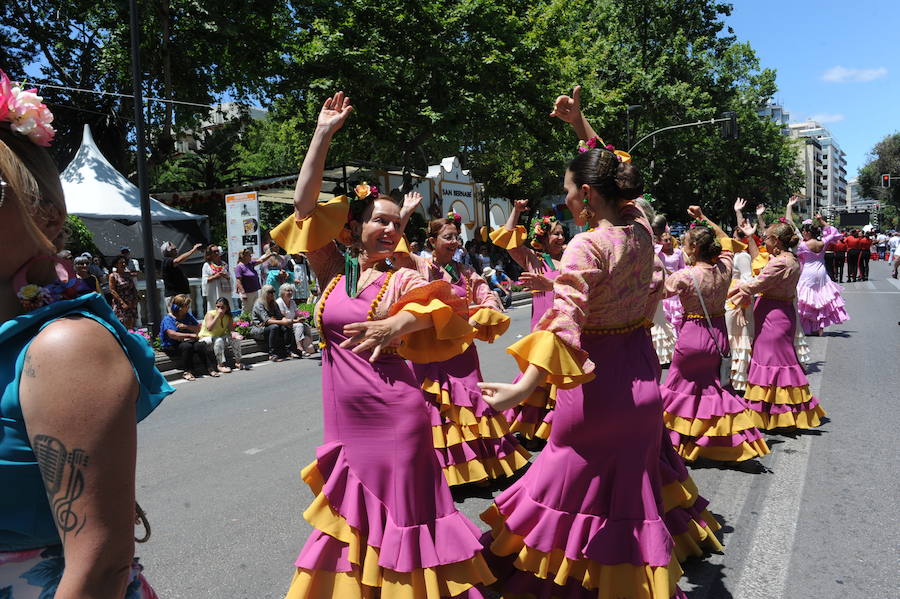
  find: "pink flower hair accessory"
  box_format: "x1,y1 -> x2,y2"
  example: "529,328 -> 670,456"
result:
0,70 -> 56,147
446,211 -> 462,225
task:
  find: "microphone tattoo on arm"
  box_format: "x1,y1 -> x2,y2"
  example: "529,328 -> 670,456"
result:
33,435 -> 89,539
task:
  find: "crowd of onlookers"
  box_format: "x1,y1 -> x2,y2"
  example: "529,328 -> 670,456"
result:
62,241 -> 320,381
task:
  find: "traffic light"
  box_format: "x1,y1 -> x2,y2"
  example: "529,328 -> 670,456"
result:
882,174 -> 891,188
721,112 -> 739,140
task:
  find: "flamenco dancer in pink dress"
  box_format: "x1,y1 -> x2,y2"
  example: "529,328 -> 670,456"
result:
658,231 -> 686,330
394,208 -> 530,487
478,86 -> 686,599
490,199 -> 564,444
785,199 -> 849,336
729,220 -> 828,431
660,208 -> 770,463
274,92 -> 494,598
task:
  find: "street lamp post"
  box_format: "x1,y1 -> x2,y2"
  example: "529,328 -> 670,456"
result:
128,0 -> 161,337
626,105 -> 642,150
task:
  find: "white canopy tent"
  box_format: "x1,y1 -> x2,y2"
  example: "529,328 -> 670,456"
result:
61,125 -> 208,262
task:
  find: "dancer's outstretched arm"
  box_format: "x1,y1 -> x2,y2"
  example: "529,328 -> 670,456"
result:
293,91 -> 353,220
550,85 -> 597,141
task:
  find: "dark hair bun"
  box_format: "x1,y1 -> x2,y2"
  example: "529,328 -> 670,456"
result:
614,162 -> 644,201
788,234 -> 800,249
687,227 -> 722,262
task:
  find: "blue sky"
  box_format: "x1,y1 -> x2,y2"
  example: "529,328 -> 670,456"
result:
726,0 -> 899,178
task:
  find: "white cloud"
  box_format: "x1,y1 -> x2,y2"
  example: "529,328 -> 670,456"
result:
807,113 -> 845,124
822,66 -> 887,83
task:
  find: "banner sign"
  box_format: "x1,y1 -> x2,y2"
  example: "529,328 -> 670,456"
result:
225,191 -> 261,294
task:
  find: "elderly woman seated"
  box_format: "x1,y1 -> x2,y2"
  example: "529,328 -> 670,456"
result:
275,283 -> 317,357
250,284 -> 294,361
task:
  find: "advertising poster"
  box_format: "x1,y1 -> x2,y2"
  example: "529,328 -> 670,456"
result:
225,191 -> 261,295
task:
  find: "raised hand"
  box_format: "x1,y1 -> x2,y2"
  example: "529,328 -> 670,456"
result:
787,195 -> 799,208
549,85 -> 583,123
734,197 -> 747,213
317,91 -> 353,133
401,191 -> 423,214
686,205 -> 704,221
513,199 -> 529,213
755,203 -> 766,217
739,218 -> 756,237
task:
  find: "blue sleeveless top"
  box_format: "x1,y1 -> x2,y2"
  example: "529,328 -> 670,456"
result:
0,293 -> 173,551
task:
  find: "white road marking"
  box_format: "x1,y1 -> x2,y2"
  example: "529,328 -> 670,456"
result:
733,334 -> 828,599
244,447 -> 264,455
885,277 -> 900,291
862,281 -> 876,290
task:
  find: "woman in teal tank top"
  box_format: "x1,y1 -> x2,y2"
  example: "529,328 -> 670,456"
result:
0,75 -> 173,598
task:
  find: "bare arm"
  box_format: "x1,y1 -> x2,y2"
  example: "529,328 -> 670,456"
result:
785,195 -> 799,227
173,243 -> 203,266
479,363 -> 546,412
756,203 -> 767,232
739,220 -> 760,260
341,310 -> 432,362
20,318 -> 139,599
734,197 -> 747,227
293,91 -> 353,220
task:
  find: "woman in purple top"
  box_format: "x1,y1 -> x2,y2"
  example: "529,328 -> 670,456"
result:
234,247 -> 273,312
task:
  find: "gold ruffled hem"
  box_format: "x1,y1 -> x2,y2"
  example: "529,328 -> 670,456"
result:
508,419 -> 553,442
660,476 -> 699,513
422,379 -> 513,431
292,463 -> 495,599
663,410 -> 759,437
442,447 -> 532,487
744,383 -> 814,405
671,519 -> 724,563
272,195 -> 349,254
396,298 -> 475,363
287,555 -> 495,599
671,438 -> 771,463
507,330 -> 593,389
482,506 -> 684,598
489,225 -> 527,250
749,405 -> 827,430
431,416 -> 512,448
469,307 -> 511,343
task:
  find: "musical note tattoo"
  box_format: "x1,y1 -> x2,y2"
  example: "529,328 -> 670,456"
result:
33,435 -> 89,539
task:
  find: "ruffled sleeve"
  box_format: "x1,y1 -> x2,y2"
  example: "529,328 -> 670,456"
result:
507,330 -> 593,388
751,252 -> 770,276
468,307 -> 510,343
387,273 -> 476,363
489,225 -> 527,250
507,234 -> 604,388
271,196 -> 348,285
271,195 -> 349,253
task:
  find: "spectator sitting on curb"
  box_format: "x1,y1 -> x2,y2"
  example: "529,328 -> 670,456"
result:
198,297 -> 246,372
483,266 -> 513,308
275,283 -> 317,357
250,284 -> 293,362
159,293 -> 216,381
161,241 -> 203,309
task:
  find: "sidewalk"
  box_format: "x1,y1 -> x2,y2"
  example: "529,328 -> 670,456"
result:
153,292 -> 533,381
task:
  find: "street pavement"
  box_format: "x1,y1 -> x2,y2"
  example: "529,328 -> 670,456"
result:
135,260 -> 900,598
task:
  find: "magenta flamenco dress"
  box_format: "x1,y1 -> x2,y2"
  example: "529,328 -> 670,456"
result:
489,226 -> 562,441
272,200 -> 495,598
287,273 -> 495,598
660,242 -> 771,463
796,226 -> 849,334
404,256 -> 530,487
481,206 -> 686,599
737,252 -> 827,430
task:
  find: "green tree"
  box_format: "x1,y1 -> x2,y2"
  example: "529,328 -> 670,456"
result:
859,132 -> 900,210
64,215 -> 98,256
